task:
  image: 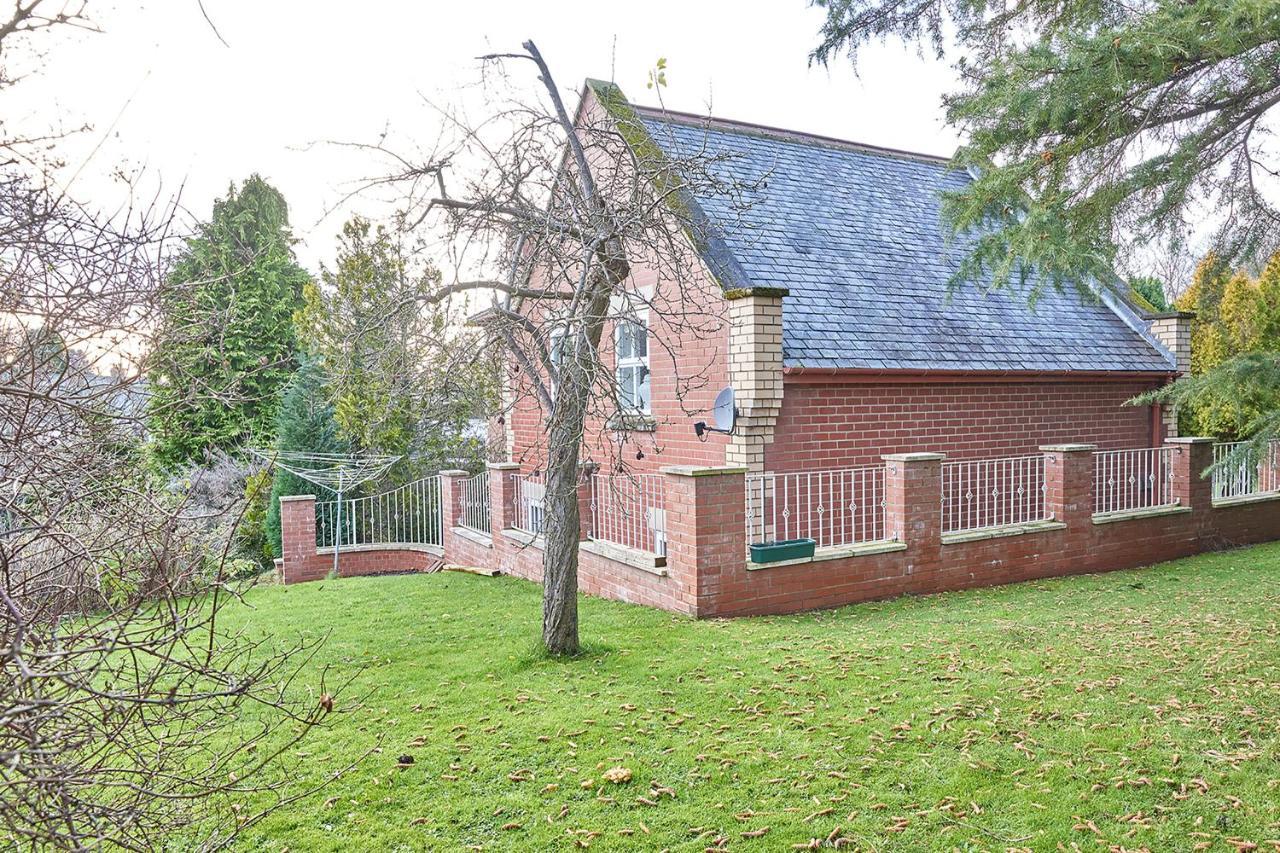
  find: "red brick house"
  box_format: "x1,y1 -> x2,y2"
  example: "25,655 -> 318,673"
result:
278,81 -> 1280,617
505,80 -> 1191,482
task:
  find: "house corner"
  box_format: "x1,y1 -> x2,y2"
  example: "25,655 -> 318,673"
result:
725,290 -> 785,472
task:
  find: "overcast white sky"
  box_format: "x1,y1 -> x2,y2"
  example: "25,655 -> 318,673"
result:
15,0 -> 960,270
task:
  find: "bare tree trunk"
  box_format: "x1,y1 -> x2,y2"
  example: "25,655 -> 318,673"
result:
541,397 -> 582,655
539,253 -> 625,655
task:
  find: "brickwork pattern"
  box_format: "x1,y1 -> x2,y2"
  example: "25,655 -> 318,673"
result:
767,378 -> 1166,471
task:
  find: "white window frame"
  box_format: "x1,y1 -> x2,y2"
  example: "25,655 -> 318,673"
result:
614,309 -> 650,415
547,326 -> 566,401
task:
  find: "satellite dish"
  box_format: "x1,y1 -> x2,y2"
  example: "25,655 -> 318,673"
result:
712,387 -> 736,431
694,387 -> 738,438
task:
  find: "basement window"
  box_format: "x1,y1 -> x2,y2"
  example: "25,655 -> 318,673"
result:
615,312 -> 651,415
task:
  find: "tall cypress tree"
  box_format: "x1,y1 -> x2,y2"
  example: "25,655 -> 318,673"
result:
148,176 -> 310,468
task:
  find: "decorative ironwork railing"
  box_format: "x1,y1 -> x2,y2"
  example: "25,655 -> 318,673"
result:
1212,440 -> 1280,501
941,455 -> 1048,533
589,473 -> 666,555
745,466 -> 887,549
457,472 -> 490,533
510,472 -> 546,535
1093,447 -> 1176,514
315,476 -> 442,549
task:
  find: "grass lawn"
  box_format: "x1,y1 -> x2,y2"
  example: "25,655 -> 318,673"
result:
215,544 -> 1280,851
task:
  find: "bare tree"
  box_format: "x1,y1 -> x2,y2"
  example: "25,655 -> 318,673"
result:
1,5 -> 351,847
358,42 -> 758,654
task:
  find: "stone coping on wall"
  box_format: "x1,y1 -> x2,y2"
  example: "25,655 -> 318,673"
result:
1091,504 -> 1191,525
660,464 -> 749,477
503,528 -> 669,576
940,519 -> 1068,545
881,452 -> 946,462
316,542 -> 444,557
746,539 -> 906,570
451,526 -> 493,548
503,528 -> 543,549
579,539 -> 668,575
1212,491 -> 1280,509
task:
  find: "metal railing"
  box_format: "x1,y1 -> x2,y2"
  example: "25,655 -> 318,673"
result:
745,466 -> 887,548
316,475 -> 442,548
457,472 -> 490,533
941,455 -> 1048,533
1212,440 -> 1280,500
510,472 -> 546,535
589,473 -> 666,555
1093,447 -> 1176,514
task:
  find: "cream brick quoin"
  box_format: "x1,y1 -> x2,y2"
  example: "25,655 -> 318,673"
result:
725,291 -> 785,472
1148,311 -> 1193,437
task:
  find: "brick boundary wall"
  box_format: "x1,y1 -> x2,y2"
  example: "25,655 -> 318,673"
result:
278,438 -> 1280,618
277,495 -> 441,584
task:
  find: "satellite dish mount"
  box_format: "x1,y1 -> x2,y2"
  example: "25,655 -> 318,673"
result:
694,387 -> 738,439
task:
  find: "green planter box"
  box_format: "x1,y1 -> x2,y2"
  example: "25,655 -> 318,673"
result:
749,538 -> 816,564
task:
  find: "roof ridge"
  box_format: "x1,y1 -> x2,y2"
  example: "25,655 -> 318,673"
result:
631,103 -> 954,166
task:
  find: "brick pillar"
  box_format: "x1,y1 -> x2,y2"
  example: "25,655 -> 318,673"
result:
1040,444 -> 1097,526
1166,437 -> 1214,509
725,291 -> 785,472
440,469 -> 469,530
488,462 -> 520,534
279,494 -> 317,584
882,452 -> 944,543
577,462 -> 599,541
1149,312 -> 1194,437
661,465 -> 746,617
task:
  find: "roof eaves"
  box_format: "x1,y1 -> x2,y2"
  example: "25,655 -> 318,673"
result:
1093,276 -> 1177,370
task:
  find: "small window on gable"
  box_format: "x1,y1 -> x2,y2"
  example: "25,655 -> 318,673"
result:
615,312 -> 650,415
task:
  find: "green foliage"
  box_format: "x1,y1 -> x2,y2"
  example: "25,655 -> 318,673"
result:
297,218 -> 423,455
811,0 -> 1280,297
237,467 -> 274,568
1128,276 -> 1169,313
265,357 -> 347,556
201,544 -> 1280,849
217,556 -> 265,582
297,216 -> 496,476
1140,353 -> 1280,453
147,175 -> 310,469
1144,252 -> 1280,439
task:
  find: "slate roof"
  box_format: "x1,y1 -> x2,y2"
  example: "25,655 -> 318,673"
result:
633,107 -> 1175,374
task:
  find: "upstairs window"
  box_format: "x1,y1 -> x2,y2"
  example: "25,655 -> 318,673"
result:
547,327 -> 566,401
615,312 -> 650,414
